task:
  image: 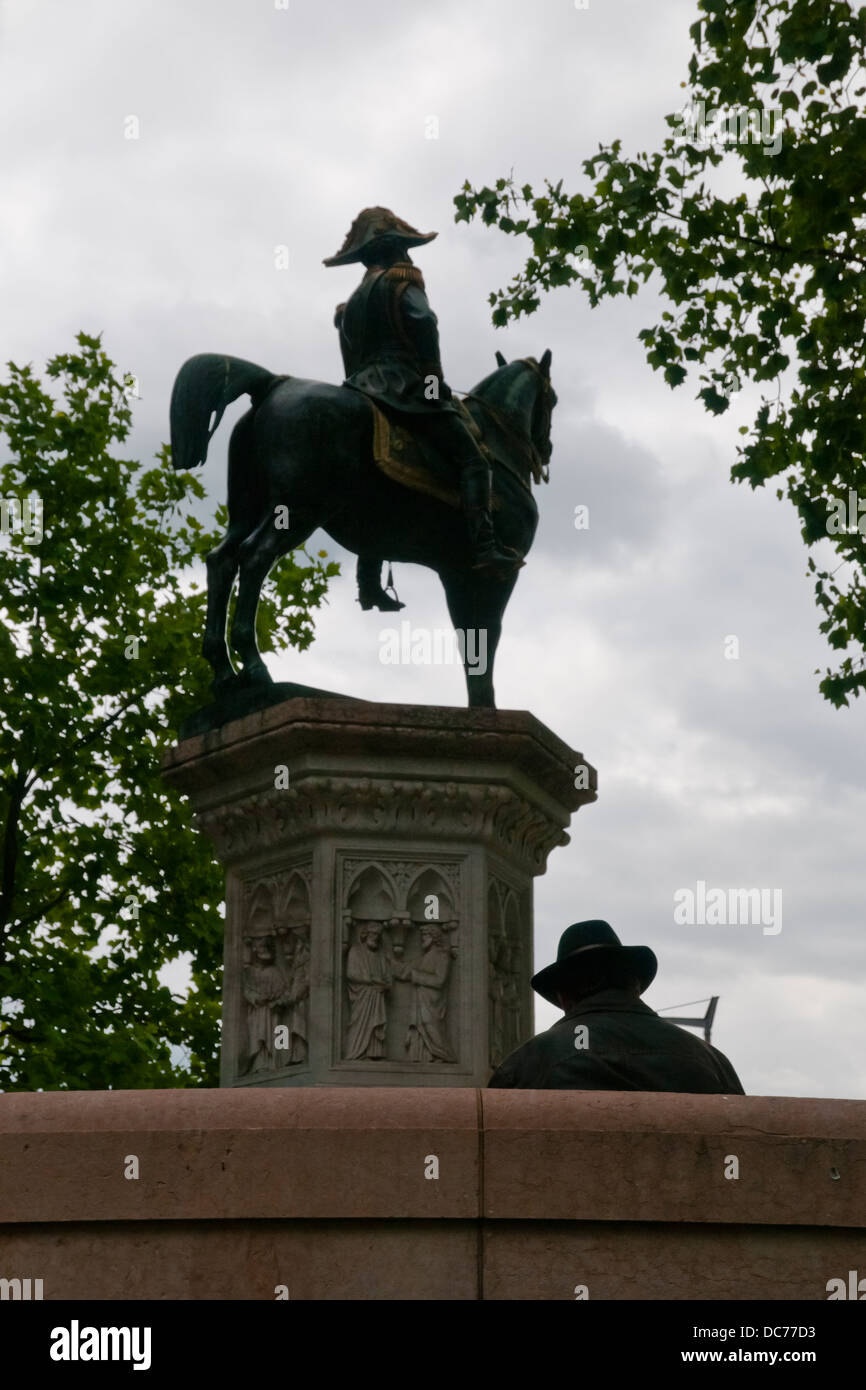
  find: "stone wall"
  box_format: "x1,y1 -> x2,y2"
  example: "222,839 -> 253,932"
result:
0,1089 -> 863,1299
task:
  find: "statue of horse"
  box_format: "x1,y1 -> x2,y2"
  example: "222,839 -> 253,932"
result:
169,348 -> 555,708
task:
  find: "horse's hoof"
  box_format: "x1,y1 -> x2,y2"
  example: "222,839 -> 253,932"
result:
237,664 -> 274,688
211,673 -> 239,701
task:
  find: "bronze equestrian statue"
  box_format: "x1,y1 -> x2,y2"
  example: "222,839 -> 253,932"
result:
169,207 -> 556,709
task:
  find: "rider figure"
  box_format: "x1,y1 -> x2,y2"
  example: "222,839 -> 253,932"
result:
324,207 -> 522,588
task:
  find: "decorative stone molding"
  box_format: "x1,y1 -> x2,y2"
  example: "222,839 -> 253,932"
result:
196,776 -> 569,873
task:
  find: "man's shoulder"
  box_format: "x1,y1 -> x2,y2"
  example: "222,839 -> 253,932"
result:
488,1027 -> 562,1087
489,993 -> 745,1094
566,994 -> 725,1047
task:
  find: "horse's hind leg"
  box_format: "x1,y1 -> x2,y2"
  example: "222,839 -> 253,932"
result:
204,525 -> 246,693
202,410 -> 260,694
231,509 -> 317,683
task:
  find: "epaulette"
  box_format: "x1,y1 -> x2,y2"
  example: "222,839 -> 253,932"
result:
385,263 -> 425,288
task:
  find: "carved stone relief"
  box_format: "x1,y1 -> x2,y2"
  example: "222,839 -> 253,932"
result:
488,878 -> 526,1069
340,859 -> 459,1065
238,864 -> 312,1076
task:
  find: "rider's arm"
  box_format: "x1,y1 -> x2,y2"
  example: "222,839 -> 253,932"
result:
400,285 -> 450,396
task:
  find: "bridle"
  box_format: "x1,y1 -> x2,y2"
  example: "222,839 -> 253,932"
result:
521,356 -> 554,483
461,357 -> 553,486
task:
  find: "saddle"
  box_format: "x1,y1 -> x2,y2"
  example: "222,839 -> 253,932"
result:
368,398 -> 501,511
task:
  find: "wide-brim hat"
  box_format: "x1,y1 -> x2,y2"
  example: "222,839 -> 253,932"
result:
531,920 -> 657,1005
323,206 -> 437,267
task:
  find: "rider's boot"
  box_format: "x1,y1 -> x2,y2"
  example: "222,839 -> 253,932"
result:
356,556 -> 405,611
459,455 -> 524,577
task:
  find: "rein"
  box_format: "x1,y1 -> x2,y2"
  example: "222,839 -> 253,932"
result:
459,358 -> 551,487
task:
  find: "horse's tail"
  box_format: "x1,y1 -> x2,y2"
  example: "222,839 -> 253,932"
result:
169,353 -> 279,471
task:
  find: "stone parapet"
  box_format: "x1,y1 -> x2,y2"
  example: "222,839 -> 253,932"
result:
0,1088 -> 862,1300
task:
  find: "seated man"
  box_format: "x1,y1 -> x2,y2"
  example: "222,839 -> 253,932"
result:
488,919 -> 744,1093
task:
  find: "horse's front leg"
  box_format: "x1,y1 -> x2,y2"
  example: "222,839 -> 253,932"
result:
466,603 -> 497,709
440,567 -> 512,709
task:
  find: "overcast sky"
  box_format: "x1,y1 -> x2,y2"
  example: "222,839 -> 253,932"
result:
1,0 -> 864,1099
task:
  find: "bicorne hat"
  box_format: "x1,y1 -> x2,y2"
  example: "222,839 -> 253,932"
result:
323,207 -> 437,267
531,920 -> 657,1006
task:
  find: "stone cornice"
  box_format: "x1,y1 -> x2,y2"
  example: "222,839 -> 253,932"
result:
162,696 -> 597,817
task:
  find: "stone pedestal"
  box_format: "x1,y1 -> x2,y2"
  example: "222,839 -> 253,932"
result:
161,698 -> 596,1087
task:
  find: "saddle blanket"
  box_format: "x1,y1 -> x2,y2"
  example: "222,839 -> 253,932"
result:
368,398 -> 500,511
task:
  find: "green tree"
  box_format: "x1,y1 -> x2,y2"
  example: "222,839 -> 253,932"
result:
456,0 -> 866,706
0,332 -> 338,1089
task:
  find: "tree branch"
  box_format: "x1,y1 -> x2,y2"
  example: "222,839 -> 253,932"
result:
26,692 -> 142,789
0,762 -> 28,951
10,884 -> 73,933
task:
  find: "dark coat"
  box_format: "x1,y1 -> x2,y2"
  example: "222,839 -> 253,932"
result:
488,988 -> 745,1094
335,265 -> 461,416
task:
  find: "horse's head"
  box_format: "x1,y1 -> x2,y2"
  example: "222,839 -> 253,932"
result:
469,349 -> 556,485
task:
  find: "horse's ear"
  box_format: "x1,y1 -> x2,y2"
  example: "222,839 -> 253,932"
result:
495,350 -> 507,368
540,348 -> 552,374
